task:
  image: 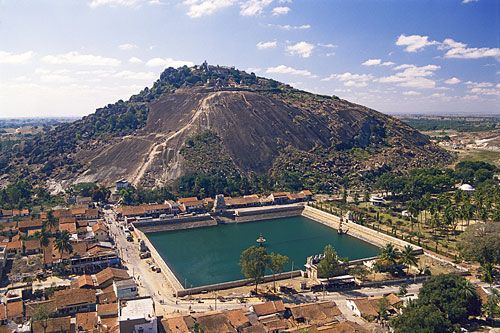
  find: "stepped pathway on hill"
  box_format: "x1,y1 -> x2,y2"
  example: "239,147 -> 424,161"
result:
130,92 -> 220,186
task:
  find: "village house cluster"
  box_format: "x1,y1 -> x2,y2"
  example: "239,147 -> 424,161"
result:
116,190 -> 312,222
161,299 -> 376,333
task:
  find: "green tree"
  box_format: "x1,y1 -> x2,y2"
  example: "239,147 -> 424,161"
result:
458,222 -> 500,265
483,288 -> 499,322
379,243 -> 400,265
267,252 -> 289,292
54,230 -> 73,256
240,246 -> 269,294
418,274 -> 481,324
31,304 -> 53,322
377,297 -> 389,321
480,262 -> 495,285
44,211 -> 58,230
192,322 -> 204,333
399,245 -> 418,275
35,229 -> 51,248
316,244 -> 342,279
391,303 -> 458,333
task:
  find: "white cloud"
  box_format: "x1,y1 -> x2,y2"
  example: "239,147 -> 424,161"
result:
362,58 -> 395,67
246,67 -> 262,73
128,57 -> 143,64
464,81 -> 500,97
119,43 -> 138,50
40,74 -> 76,83
113,70 -> 157,80
267,23 -> 310,30
396,34 -> 438,52
266,65 -> 313,77
322,72 -> 373,87
42,51 -> 121,66
465,81 -> 494,88
286,41 -> 315,58
145,57 -> 194,68
440,38 -> 500,60
444,77 -> 461,85
272,6 -> 290,15
462,0 -> 479,3
256,41 -> 277,50
318,43 -> 336,49
89,0 -> 143,8
240,0 -> 273,16
0,50 -> 35,64
183,0 -> 235,18
403,91 -> 421,96
430,93 -> 445,98
378,64 -> 440,89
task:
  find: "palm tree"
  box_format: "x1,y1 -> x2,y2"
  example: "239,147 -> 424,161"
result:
54,230 -> 73,256
36,229 -> 51,248
379,244 -> 400,265
43,211 -> 58,231
407,200 -> 419,231
457,279 -> 476,300
484,288 -> 499,323
399,245 -> 418,275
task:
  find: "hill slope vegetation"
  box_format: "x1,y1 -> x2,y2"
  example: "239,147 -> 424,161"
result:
1,63 -> 452,192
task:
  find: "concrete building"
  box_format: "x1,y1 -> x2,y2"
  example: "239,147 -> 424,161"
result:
92,223 -> 109,242
459,183 -> 475,192
119,297 -> 157,333
116,179 -> 130,191
369,195 -> 385,206
113,278 -> 138,300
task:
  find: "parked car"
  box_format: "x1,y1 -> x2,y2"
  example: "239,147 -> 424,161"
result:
140,252 -> 151,259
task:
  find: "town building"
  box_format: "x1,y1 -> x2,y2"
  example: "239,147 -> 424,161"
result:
113,278 -> 138,300
116,179 -> 130,191
119,297 -> 157,333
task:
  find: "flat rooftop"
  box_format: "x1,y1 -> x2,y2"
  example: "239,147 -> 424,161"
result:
119,297 -> 155,321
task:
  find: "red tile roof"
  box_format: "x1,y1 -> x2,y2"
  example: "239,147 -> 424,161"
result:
252,300 -> 285,317
76,311 -> 98,332
95,267 -> 129,287
32,316 -> 71,333
6,300 -> 23,319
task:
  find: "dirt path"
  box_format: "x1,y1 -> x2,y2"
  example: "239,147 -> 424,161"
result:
130,92 -> 221,186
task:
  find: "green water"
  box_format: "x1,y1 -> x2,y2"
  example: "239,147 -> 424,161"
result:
147,216 -> 380,287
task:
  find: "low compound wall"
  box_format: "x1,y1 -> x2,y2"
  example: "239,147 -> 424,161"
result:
133,215 -> 217,233
134,228 -> 184,292
233,204 -> 304,223
302,205 -> 423,254
176,270 -> 302,297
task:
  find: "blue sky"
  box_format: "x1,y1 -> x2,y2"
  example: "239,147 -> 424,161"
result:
0,0 -> 498,117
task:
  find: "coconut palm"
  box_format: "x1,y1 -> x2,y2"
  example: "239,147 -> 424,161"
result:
399,245 -> 418,275
457,279 -> 477,300
379,243 -> 400,265
43,211 -> 58,231
54,230 -> 73,256
36,229 -> 51,248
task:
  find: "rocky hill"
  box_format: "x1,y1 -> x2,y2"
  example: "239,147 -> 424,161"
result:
1,63 -> 452,192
